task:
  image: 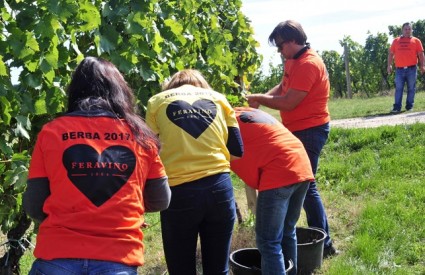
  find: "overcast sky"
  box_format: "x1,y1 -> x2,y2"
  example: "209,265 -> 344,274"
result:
241,0 -> 425,71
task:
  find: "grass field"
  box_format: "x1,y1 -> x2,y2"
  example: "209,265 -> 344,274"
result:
263,90 -> 425,120
18,92 -> 425,274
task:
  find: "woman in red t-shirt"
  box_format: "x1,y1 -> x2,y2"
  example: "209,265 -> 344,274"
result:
24,57 -> 171,275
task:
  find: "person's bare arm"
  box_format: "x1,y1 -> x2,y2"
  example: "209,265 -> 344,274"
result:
418,51 -> 425,74
246,88 -> 307,112
387,51 -> 394,74
247,83 -> 282,109
265,83 -> 282,96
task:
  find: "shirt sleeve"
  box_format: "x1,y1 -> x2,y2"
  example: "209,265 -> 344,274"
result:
28,130 -> 47,179
416,38 -> 424,52
143,176 -> 171,212
146,149 -> 167,180
390,39 -> 396,53
290,61 -> 319,92
23,177 -> 50,222
226,126 -> 244,157
220,95 -> 239,128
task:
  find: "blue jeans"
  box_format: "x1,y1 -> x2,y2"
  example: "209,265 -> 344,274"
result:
29,259 -> 137,275
394,66 -> 417,111
255,181 -> 309,275
292,123 -> 332,248
160,172 -> 236,275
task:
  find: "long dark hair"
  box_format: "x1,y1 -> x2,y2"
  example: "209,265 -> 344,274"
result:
66,56 -> 160,150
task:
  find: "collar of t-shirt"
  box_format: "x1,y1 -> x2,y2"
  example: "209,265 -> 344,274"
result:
293,43 -> 311,59
66,109 -> 117,118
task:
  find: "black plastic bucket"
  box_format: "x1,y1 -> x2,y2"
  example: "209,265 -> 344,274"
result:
296,227 -> 327,273
229,248 -> 293,274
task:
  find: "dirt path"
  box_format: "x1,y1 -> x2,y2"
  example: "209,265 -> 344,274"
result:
330,111 -> 425,128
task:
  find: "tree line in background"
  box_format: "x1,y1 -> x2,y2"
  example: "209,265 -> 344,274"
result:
0,0 -> 261,272
251,19 -> 425,98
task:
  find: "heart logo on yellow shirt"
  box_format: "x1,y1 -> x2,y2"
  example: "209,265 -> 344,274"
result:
166,99 -> 217,138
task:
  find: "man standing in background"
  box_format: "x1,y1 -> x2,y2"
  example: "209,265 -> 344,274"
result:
247,20 -> 338,258
387,22 -> 425,113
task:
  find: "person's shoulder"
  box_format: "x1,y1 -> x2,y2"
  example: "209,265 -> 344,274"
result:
412,36 -> 423,43
301,48 -> 319,59
298,50 -> 324,67
147,89 -> 174,105
40,114 -> 68,128
35,115 -> 71,136
192,86 -> 227,100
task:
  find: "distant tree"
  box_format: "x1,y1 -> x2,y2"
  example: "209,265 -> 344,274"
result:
321,50 -> 346,98
248,62 -> 283,95
363,32 -> 391,94
340,36 -> 366,96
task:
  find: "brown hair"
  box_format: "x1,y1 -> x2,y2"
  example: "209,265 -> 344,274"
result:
268,20 -> 308,46
402,22 -> 412,29
163,69 -> 211,90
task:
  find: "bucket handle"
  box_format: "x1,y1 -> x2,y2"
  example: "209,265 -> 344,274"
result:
302,226 -> 327,245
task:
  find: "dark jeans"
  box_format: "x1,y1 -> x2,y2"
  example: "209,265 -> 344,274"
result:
293,122 -> 332,248
29,259 -> 137,275
161,172 -> 236,275
256,181 -> 309,275
394,66 -> 417,111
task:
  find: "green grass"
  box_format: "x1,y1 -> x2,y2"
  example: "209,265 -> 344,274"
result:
17,94 -> 425,274
318,124 -> 425,274
263,90 -> 425,120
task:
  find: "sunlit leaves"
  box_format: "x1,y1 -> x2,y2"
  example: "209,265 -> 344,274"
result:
44,38 -> 59,69
0,56 -> 8,76
0,0 -> 261,237
0,96 -> 12,125
164,19 -> 186,45
9,28 -> 39,59
34,15 -> 62,39
34,94 -> 47,115
76,0 -> 101,31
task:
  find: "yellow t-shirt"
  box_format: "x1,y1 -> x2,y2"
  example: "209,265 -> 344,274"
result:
146,85 -> 239,186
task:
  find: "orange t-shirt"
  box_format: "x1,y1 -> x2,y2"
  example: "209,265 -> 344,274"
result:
280,48 -> 330,132
230,107 -> 313,191
27,110 -> 166,266
390,36 -> 424,67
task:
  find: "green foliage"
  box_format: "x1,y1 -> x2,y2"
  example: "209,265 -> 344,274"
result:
249,62 -> 283,94
0,0 -> 261,241
321,50 -> 346,98
363,32 -> 391,94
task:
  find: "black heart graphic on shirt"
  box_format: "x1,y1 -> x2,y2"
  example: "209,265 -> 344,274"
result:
62,144 -> 136,207
166,99 -> 217,139
240,110 -> 277,125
